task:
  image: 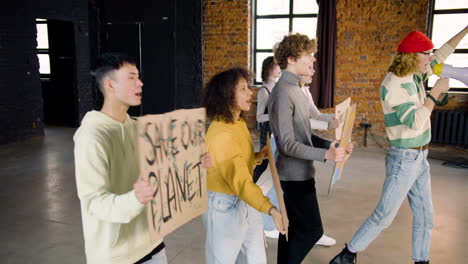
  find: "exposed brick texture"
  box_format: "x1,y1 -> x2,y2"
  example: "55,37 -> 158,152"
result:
203,0 -> 257,129
202,0 -> 467,152
333,0 -> 467,150
2,0 -> 466,151
331,0 -> 430,145
203,0 -> 251,83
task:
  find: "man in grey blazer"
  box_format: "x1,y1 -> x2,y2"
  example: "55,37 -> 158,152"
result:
268,33 -> 353,264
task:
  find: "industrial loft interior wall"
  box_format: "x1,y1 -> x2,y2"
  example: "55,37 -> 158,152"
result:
1,0 -> 467,152
0,0 -> 203,144
203,0 -> 468,153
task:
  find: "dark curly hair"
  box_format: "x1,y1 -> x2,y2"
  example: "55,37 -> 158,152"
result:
202,67 -> 251,123
261,56 -> 276,82
274,33 -> 316,69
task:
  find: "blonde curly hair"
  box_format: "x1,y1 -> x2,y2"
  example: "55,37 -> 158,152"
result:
274,33 -> 317,69
388,52 -> 419,77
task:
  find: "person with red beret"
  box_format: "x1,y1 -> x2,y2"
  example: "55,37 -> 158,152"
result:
330,26 -> 468,264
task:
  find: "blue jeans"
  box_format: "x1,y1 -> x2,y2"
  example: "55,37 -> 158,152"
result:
263,134 -> 280,231
349,146 -> 433,262
203,191 -> 266,264
263,187 -> 279,231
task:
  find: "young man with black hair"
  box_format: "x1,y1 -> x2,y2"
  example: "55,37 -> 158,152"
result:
74,52 -> 167,264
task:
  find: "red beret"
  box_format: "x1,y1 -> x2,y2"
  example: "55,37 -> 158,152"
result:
397,31 -> 434,53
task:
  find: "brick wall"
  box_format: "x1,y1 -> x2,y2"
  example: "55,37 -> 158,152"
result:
203,0 -> 251,82
332,0 -> 430,146
203,0 -> 468,150
203,0 -> 256,128
333,0 -> 467,150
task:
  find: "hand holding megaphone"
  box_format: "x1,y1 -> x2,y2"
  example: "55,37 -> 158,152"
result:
432,78 -> 450,95
433,63 -> 468,86
427,78 -> 450,107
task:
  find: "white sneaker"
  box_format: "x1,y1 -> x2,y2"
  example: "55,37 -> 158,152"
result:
264,229 -> 280,239
316,234 -> 336,246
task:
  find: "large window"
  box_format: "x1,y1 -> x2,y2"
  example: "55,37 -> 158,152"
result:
253,0 -> 318,84
427,0 -> 468,93
36,18 -> 51,76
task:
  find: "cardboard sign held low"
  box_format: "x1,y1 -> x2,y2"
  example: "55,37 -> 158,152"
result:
328,104 -> 356,194
266,135 -> 289,240
335,97 -> 351,140
138,108 -> 208,243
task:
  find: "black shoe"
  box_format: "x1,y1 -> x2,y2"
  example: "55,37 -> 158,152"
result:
415,262 -> 429,264
329,244 -> 357,264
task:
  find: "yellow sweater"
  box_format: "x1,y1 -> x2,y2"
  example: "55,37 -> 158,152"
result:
205,119 -> 273,215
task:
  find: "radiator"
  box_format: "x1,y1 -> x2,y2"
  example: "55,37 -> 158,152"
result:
431,110 -> 468,148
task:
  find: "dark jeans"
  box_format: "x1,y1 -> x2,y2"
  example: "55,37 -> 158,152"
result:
277,179 -> 323,264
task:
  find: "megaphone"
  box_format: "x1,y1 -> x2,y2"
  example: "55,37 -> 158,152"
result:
433,63 -> 468,86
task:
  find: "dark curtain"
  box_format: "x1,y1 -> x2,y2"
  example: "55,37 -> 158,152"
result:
310,0 -> 336,108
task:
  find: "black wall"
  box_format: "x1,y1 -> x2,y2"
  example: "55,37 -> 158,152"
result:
0,0 -> 91,144
0,0 -> 203,144
94,0 -> 203,114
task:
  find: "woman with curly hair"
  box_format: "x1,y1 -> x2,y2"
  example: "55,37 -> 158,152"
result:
201,67 -> 285,264
330,27 -> 468,264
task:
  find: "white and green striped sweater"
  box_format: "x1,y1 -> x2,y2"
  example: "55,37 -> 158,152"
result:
380,43 -> 454,148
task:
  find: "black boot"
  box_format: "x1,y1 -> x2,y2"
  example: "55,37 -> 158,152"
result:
329,244 -> 357,264
415,262 -> 429,264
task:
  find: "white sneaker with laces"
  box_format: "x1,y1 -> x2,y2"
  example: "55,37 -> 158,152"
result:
264,229 -> 280,239
316,234 -> 336,246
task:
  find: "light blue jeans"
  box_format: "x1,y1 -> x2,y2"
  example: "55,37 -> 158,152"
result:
203,191 -> 266,264
263,134 -> 280,232
349,146 -> 433,262
141,248 -> 168,264
263,187 -> 279,231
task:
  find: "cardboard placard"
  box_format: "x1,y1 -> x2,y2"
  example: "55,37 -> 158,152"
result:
138,108 -> 208,243
328,104 -> 356,194
335,97 -> 351,140
266,136 -> 289,240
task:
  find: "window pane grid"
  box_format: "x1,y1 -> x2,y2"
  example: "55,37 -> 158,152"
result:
427,0 -> 467,93
253,0 -> 318,84
435,0 -> 468,10
293,0 -> 318,14
256,13 -> 318,18
432,13 -> 468,48
36,23 -> 49,49
38,54 -> 51,75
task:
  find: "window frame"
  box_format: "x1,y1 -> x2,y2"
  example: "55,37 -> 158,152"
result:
252,0 -> 318,85
427,0 -> 468,94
